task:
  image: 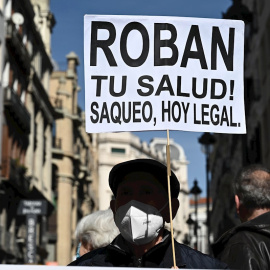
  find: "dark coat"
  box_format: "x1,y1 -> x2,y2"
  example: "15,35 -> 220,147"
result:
69,230 -> 228,269
212,211 -> 270,270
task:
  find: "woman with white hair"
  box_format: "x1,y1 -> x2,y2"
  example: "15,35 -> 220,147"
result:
75,209 -> 119,258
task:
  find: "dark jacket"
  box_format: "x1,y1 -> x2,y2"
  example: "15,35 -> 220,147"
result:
212,211 -> 270,270
69,230 -> 228,269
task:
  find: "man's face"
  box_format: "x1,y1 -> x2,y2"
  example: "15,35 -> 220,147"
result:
112,171 -> 168,212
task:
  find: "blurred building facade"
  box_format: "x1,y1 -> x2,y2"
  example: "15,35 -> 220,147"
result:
49,52 -> 97,265
0,0 -> 97,265
95,132 -> 190,243
188,197 -> 212,254
0,0 -> 56,264
210,0 -> 270,242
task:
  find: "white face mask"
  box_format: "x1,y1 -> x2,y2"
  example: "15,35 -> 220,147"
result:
114,200 -> 167,246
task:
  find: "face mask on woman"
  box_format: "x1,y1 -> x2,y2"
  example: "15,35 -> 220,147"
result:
114,200 -> 167,245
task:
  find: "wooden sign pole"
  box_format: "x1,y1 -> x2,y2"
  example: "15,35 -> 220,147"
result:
166,129 -> 177,268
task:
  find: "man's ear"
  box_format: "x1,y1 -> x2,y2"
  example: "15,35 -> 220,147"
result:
164,198 -> 179,223
235,194 -> 249,222
110,199 -> 116,214
235,194 -> 240,215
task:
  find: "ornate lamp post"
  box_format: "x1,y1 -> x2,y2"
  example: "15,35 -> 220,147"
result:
198,132 -> 216,253
186,214 -> 194,246
190,179 -> 202,249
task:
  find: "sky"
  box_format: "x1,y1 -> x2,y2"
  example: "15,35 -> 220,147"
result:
50,0 -> 232,197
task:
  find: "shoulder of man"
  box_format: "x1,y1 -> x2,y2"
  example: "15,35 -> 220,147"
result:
212,217 -> 262,257
67,246 -> 108,266
213,229 -> 270,270
173,241 -> 229,269
213,217 -> 270,258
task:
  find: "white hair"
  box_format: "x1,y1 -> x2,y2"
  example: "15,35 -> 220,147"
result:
75,209 -> 119,250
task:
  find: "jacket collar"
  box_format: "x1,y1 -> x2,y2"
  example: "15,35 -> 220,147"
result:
108,229 -> 171,255
212,211 -> 270,254
107,229 -> 186,267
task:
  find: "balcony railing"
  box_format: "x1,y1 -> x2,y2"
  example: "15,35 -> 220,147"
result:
4,87 -> 31,133
5,20 -> 31,74
9,159 -> 31,195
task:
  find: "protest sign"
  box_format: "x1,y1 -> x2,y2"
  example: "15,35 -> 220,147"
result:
1,266 -> 65,270
0,265 -> 206,270
84,15 -> 245,134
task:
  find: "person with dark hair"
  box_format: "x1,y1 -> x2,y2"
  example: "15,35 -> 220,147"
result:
212,164 -> 270,270
69,158 -> 228,269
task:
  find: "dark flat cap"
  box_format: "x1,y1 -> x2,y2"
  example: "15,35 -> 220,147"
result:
109,159 -> 180,198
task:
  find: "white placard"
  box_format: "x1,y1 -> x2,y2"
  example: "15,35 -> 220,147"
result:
0,265 -> 209,270
84,15 -> 245,134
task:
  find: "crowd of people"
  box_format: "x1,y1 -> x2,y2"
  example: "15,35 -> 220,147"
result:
68,159 -> 270,269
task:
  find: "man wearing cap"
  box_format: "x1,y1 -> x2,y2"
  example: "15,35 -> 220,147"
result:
69,159 -> 228,269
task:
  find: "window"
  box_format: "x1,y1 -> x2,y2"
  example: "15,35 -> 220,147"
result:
111,148 -> 125,154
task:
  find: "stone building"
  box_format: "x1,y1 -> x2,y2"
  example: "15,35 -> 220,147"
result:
49,52 -> 96,265
0,0 -> 55,264
210,0 -> 270,241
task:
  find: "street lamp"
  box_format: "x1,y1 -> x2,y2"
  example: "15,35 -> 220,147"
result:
186,214 -> 194,246
190,179 -> 202,249
198,132 -> 216,253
